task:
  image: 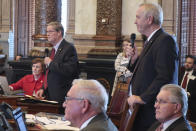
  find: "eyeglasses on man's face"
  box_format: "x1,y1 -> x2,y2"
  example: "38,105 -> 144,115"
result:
155,99 -> 176,105
64,96 -> 84,102
46,30 -> 57,34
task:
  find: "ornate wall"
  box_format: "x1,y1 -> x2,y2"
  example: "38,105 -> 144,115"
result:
33,0 -> 61,48
74,0 -> 122,59
0,0 -> 12,58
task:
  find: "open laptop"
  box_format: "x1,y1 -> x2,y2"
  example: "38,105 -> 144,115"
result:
0,76 -> 24,95
12,107 -> 27,131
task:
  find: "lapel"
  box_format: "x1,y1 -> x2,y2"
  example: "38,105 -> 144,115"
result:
53,39 -> 65,60
187,69 -> 196,89
165,117 -> 185,131
131,28 -> 164,77
86,112 -> 107,126
179,67 -> 185,84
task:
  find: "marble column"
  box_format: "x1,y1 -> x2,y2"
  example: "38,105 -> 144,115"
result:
32,0 -> 61,47
64,0 -> 75,43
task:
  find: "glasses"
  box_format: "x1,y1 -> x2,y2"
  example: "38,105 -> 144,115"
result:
64,96 -> 84,102
46,30 -> 57,33
155,99 -> 176,105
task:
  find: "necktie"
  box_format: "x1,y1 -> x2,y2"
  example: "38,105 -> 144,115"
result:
182,73 -> 188,89
44,48 -> 55,89
50,48 -> 55,60
156,123 -> 163,131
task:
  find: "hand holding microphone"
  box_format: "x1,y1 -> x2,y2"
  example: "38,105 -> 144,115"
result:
130,33 -> 136,48
125,33 -> 138,64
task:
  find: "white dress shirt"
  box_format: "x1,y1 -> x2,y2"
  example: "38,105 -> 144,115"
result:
80,115 -> 96,130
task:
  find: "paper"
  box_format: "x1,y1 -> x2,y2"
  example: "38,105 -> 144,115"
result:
23,95 -> 58,104
25,114 -> 79,130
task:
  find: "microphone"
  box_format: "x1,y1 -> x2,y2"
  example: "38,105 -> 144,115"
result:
130,33 -> 136,48
44,48 -> 49,57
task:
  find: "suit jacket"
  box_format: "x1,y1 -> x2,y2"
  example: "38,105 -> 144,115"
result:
128,28 -> 179,130
179,67 -> 196,122
148,116 -> 192,131
46,39 -> 79,104
81,112 -> 118,131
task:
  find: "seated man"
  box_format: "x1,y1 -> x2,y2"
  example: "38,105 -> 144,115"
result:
63,79 -> 118,131
148,84 -> 192,131
179,55 -> 196,122
9,58 -> 45,96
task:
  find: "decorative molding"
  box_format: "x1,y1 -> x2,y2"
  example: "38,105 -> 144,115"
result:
73,34 -> 120,58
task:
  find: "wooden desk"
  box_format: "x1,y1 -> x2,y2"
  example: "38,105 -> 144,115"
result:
17,102 -> 60,114
0,96 -> 18,106
0,96 -> 60,114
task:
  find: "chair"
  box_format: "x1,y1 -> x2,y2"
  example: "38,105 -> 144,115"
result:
119,103 -> 140,131
107,82 -> 129,128
190,121 -> 196,131
96,78 -> 111,94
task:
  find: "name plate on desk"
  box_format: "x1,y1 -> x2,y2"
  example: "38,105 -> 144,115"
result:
18,98 -> 58,105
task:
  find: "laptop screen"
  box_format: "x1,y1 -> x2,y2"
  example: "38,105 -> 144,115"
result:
12,107 -> 27,131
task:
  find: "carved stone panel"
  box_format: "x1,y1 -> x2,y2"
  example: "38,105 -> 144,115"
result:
96,0 -> 122,36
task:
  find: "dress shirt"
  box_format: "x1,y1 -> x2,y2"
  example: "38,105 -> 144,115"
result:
80,115 -> 96,130
53,38 -> 63,54
47,38 -> 63,67
181,70 -> 193,90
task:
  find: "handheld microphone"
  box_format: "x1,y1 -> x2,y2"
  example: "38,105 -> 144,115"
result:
130,33 -> 136,48
44,48 -> 49,57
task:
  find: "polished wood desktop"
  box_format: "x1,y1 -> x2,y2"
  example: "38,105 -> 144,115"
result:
0,95 -> 61,114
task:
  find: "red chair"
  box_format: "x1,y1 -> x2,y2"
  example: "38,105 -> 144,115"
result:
107,82 -> 129,128
119,103 -> 140,131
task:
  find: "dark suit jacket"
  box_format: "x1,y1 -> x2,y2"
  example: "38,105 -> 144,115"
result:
148,116 -> 192,131
128,28 -> 179,130
179,67 -> 196,122
81,112 -> 118,131
46,39 -> 79,104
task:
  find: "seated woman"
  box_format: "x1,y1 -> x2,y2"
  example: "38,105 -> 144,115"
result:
112,38 -> 133,95
9,58 -> 45,96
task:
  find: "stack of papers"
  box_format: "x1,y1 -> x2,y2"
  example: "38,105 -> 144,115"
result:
26,114 -> 79,130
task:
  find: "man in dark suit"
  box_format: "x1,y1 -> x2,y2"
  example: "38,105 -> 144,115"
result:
126,3 -> 179,130
36,22 -> 79,106
63,79 -> 118,131
148,84 -> 192,131
179,55 -> 196,122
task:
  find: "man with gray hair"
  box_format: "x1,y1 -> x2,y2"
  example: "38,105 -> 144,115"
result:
148,84 -> 192,131
63,79 -> 118,131
126,3 -> 179,130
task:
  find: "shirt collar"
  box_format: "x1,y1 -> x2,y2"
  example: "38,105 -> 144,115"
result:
147,28 -> 160,41
80,115 -> 96,130
162,116 -> 181,131
185,70 -> 193,75
53,39 -> 63,53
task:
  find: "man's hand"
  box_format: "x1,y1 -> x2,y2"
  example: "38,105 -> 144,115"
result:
44,57 -> 52,66
35,89 -> 45,99
127,95 -> 145,111
125,46 -> 138,64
